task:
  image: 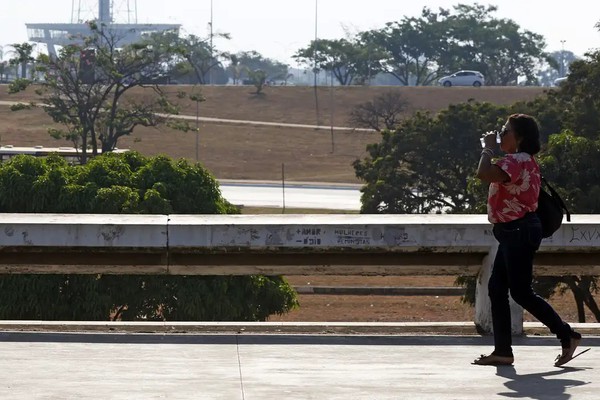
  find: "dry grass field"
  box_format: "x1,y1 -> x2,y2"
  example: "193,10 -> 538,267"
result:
0,85 -> 546,183
3,83 -> 592,324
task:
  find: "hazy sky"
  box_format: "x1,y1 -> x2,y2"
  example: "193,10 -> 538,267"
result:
1,0 -> 599,64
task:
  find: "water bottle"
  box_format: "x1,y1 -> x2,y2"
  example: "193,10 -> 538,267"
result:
480,131 -> 502,148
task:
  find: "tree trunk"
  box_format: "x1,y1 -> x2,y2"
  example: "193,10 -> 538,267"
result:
564,276 -> 586,322
579,276 -> 600,322
81,132 -> 89,165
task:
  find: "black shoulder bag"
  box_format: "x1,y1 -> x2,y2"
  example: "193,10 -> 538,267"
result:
537,177 -> 571,238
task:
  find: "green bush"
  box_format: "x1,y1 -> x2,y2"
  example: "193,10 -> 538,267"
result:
0,152 -> 298,321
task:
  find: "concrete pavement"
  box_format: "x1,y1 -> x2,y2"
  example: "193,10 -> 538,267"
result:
1,330 -> 598,399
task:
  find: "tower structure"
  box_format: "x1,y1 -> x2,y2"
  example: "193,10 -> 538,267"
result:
26,0 -> 180,57
99,0 -> 111,24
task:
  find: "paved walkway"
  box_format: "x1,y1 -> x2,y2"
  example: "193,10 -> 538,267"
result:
0,331 -> 597,399
0,100 -> 375,133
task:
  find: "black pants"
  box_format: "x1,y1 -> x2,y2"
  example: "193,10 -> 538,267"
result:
489,212 -> 572,356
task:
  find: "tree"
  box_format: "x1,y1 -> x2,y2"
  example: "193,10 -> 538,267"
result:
9,42 -> 35,79
439,4 -> 551,85
537,50 -> 577,86
538,131 -> 600,213
353,100 -> 509,213
176,33 -> 231,84
230,50 -> 289,84
349,91 -> 410,131
539,53 -> 566,86
549,50 -> 600,140
247,69 -> 267,94
10,23 -> 186,164
294,38 -> 382,85
361,14 -> 442,86
227,54 -> 244,84
0,152 -> 298,321
355,4 -> 550,86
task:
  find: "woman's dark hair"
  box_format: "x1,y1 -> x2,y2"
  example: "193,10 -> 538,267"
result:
508,113 -> 541,155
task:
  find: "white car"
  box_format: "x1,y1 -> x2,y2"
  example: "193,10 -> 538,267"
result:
438,70 -> 485,87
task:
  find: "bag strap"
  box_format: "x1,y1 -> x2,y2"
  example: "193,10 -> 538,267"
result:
541,176 -> 571,222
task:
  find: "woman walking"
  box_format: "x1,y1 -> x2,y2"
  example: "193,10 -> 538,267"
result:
473,113 -> 581,367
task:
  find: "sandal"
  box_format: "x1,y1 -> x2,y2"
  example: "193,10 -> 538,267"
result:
555,331 -> 582,367
472,354 -> 514,366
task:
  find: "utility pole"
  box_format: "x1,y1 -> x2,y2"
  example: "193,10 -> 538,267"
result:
209,0 -> 214,85
189,89 -> 204,161
313,0 -> 320,125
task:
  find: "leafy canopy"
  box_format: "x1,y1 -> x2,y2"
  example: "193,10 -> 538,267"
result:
0,152 -> 298,321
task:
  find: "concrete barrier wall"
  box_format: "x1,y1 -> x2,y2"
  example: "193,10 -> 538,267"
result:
167,214 -> 496,250
0,214 -> 168,248
1,213 -> 598,250
0,213 -> 599,333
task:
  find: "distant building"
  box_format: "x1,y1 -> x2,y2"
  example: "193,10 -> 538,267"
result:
26,0 -> 180,57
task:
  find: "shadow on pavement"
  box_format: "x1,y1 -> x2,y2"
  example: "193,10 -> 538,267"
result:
495,366 -> 591,399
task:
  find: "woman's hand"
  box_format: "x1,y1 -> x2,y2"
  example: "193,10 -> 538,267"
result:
477,131 -> 510,183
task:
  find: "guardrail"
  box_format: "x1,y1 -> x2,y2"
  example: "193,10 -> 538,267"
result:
1,213 -> 599,333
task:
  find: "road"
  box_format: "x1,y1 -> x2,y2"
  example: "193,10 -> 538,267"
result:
218,180 -> 362,211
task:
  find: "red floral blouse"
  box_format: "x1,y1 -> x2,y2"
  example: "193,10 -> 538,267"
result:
487,152 -> 541,223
